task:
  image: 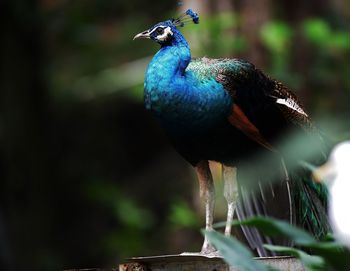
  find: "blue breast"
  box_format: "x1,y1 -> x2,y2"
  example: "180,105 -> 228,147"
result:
144,45 -> 232,137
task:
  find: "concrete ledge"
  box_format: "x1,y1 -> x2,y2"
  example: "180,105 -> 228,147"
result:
119,254 -> 305,271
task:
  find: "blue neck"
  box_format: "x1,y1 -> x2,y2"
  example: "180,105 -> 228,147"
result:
146,32 -> 190,84
161,31 -> 191,74
144,31 -> 232,135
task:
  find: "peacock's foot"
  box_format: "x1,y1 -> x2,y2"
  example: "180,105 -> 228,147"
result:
180,250 -> 220,258
198,229 -> 220,256
180,241 -> 220,257
201,243 -> 216,254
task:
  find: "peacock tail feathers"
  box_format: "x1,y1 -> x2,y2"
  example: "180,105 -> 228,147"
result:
292,168 -> 330,240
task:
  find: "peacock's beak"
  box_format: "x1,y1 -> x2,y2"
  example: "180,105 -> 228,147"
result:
312,161 -> 335,183
133,29 -> 151,40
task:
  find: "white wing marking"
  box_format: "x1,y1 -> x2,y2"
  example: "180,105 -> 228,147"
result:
276,98 -> 308,116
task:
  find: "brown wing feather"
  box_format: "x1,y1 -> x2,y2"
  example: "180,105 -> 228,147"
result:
228,104 -> 277,152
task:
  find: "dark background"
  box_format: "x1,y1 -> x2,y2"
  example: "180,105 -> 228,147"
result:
1,0 -> 350,270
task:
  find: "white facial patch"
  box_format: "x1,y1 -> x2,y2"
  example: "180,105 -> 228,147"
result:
156,26 -> 173,41
276,98 -> 308,116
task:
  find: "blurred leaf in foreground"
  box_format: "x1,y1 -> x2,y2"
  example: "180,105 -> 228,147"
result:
214,216 -> 350,270
264,245 -> 326,271
214,216 -> 316,246
203,230 -> 276,271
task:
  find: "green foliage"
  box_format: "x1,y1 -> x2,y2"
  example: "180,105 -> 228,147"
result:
169,200 -> 199,228
264,245 -> 326,271
207,216 -> 350,271
83,180 -> 156,259
261,22 -> 293,53
303,19 -> 350,51
85,180 -> 155,229
184,12 -> 244,57
260,21 -> 297,86
215,216 -> 316,245
71,57 -> 148,100
204,230 -> 274,271
303,19 -> 331,45
330,32 -> 350,50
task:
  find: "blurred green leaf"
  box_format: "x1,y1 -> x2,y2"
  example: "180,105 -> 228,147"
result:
214,216 -> 350,270
116,198 -> 154,229
261,22 -> 293,53
214,216 -> 316,245
71,57 -> 150,100
102,229 -> 146,260
191,12 -> 241,57
329,32 -> 350,50
264,245 -> 326,271
84,180 -> 154,229
204,230 -> 274,271
168,200 -> 199,228
303,19 -> 331,45
305,242 -> 350,270
212,12 -> 238,29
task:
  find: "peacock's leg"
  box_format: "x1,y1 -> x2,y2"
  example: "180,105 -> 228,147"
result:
222,165 -> 238,236
195,160 -> 216,254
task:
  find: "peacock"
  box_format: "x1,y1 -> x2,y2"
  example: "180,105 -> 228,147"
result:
134,9 -> 330,255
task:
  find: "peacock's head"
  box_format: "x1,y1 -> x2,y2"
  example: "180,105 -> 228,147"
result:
133,9 -> 199,45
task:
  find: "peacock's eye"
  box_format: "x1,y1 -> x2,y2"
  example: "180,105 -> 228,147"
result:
156,27 -> 164,35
